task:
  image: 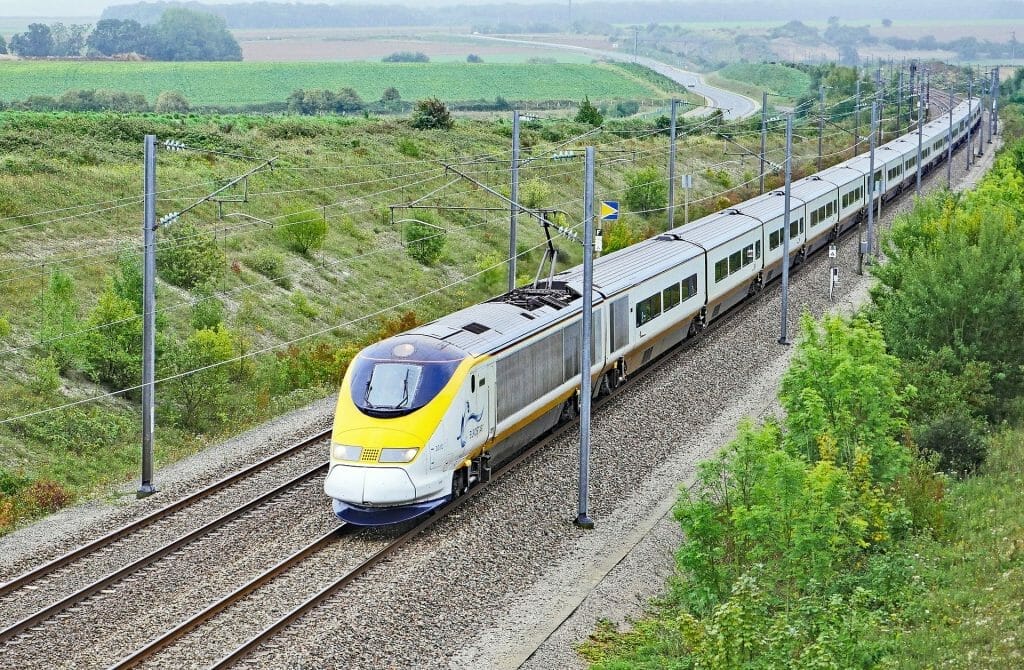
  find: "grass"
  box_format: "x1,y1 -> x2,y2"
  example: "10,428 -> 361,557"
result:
889,429 -> 1024,668
707,63 -> 811,108
0,60 -> 666,106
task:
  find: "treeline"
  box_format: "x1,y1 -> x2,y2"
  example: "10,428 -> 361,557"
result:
101,1 -> 1024,29
583,108 -> 1024,667
3,9 -> 240,61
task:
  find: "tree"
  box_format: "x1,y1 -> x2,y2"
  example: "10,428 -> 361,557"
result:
881,18 -> 893,28
277,211 -> 327,255
0,35 -> 8,55
404,216 -> 446,265
163,326 -> 235,432
574,96 -> 603,125
35,271 -> 79,372
623,166 -> 668,219
156,221 -> 225,289
411,97 -> 453,130
382,51 -> 429,62
86,19 -> 144,56
79,284 -> 141,390
466,53 -> 483,63
146,8 -> 241,61
49,23 -> 88,57
154,91 -> 190,114
10,23 -> 54,57
381,87 -> 401,103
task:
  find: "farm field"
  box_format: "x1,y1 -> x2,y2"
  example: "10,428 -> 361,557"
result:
234,28 -> 593,63
0,60 -> 664,106
714,63 -> 811,102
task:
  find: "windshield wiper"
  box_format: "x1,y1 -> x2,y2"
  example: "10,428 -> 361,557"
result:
397,369 -> 411,408
363,380 -> 376,408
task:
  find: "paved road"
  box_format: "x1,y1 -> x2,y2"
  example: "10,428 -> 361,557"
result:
467,35 -> 759,120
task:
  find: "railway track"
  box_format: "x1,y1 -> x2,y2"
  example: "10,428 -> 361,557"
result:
0,432 -> 330,641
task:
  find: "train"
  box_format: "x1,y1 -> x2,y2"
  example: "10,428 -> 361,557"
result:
324,96 -> 982,526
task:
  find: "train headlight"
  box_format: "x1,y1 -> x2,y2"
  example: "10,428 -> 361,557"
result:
379,448 -> 419,463
332,443 -> 362,461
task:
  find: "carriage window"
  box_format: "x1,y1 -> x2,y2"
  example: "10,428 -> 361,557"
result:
770,228 -> 783,250
755,240 -> 761,259
742,244 -> 755,266
636,294 -> 662,327
729,250 -> 743,273
663,283 -> 681,311
715,258 -> 728,282
682,274 -> 698,300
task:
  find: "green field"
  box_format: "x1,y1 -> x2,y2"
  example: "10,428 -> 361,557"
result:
715,62 -> 811,99
0,61 -> 666,105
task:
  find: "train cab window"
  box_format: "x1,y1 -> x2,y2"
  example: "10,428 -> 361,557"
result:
636,294 -> 662,327
471,375 -> 476,392
663,284 -> 681,311
715,258 -> 728,282
349,336 -> 464,418
728,250 -> 743,273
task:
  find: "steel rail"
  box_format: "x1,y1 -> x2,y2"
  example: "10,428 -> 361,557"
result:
0,430 -> 330,598
0,462 -> 328,645
108,526 -> 344,669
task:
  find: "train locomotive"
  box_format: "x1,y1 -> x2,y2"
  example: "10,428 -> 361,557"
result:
325,97 -> 982,526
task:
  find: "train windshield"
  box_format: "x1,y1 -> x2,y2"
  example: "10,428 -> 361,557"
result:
349,336 -> 464,418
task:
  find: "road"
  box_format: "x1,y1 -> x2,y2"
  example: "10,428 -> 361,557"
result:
466,35 -> 759,120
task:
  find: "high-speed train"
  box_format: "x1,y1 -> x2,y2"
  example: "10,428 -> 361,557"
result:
325,96 -> 982,525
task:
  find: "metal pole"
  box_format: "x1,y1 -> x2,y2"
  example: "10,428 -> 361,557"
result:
667,99 -> 677,229
925,68 -> 930,108
875,68 -> 883,144
867,102 -> 877,263
508,111 -> 520,292
684,176 -> 690,225
817,84 -> 825,171
575,146 -> 595,530
140,135 -> 157,498
854,79 -> 861,157
992,67 -> 999,138
916,82 -> 924,196
759,91 -> 767,193
633,28 -> 638,63
978,72 -> 986,157
778,114 -> 792,346
947,86 -> 953,189
966,74 -> 973,170
897,68 -> 903,137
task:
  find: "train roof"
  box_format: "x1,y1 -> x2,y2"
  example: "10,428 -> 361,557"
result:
664,209 -> 763,248
556,234 -> 703,296
732,190 -> 799,222
408,284 -> 596,357
815,163 -> 867,183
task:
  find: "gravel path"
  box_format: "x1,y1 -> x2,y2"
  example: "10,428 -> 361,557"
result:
0,118 -> 1000,669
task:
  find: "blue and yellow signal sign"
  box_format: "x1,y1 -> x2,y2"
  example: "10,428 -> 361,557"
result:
599,200 -> 619,220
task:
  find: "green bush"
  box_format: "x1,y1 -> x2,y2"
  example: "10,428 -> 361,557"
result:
191,284 -> 225,331
519,178 -> 552,209
403,217 -> 446,265
157,221 -> 226,289
28,355 -> 61,396
623,166 -> 668,219
35,271 -> 80,372
411,97 -> 453,130
79,284 -> 141,390
244,249 -> 290,288
396,137 -> 421,157
277,211 -> 327,256
574,95 -> 603,125
162,325 -> 236,432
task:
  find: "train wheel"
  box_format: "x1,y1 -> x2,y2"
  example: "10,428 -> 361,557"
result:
560,393 -> 580,422
451,468 -> 468,498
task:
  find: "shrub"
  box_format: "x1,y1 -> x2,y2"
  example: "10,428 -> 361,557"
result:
154,90 -> 190,114
24,479 -> 72,513
614,100 -> 640,117
0,313 -> 9,339
28,355 -> 61,396
466,53 -> 483,63
623,166 -> 668,219
35,270 -> 80,372
191,284 -> 225,331
157,221 -> 225,289
277,211 -> 327,256
79,284 -> 141,390
914,414 -> 987,476
290,292 -> 319,319
574,96 -> 603,125
411,97 -> 453,130
519,178 -> 552,209
163,325 -> 235,432
396,137 -> 421,157
382,51 -> 429,62
244,249 -> 290,288
403,217 -> 446,265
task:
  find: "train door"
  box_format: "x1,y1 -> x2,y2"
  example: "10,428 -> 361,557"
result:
472,362 -> 497,443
